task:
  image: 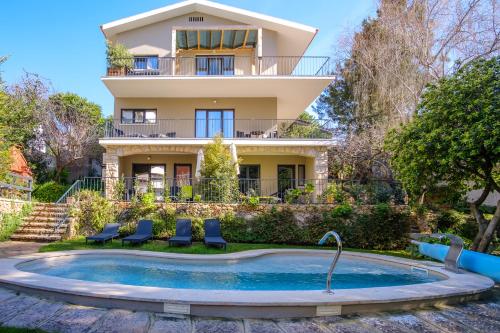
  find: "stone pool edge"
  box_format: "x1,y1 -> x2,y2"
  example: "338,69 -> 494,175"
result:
0,249 -> 494,319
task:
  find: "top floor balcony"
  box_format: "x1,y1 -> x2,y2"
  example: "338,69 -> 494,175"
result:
105,55 -> 333,77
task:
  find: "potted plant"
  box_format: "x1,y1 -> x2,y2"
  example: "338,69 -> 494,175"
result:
106,41 -> 133,76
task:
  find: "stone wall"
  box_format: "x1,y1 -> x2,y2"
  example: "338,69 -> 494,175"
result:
0,198 -> 29,215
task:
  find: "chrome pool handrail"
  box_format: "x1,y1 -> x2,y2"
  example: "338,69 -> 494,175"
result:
318,231 -> 343,294
411,233 -> 464,273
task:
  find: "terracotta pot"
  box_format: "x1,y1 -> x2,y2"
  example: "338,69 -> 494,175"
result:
107,67 -> 126,76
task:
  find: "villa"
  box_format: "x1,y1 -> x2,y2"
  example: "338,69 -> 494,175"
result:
99,0 -> 335,201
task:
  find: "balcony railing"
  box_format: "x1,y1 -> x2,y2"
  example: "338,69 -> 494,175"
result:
102,118 -> 335,140
62,177 -> 405,205
105,56 -> 334,77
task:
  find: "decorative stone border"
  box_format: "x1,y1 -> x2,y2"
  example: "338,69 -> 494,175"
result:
0,249 -> 494,319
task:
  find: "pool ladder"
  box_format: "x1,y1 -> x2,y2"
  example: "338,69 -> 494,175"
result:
411,233 -> 464,273
318,231 -> 342,294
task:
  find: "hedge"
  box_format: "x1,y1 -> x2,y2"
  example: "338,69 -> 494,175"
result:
133,203 -> 409,250
32,182 -> 69,203
69,192 -> 410,250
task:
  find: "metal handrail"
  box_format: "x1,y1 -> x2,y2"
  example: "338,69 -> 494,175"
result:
103,118 -> 336,140
106,55 -> 334,77
53,180 -> 82,231
318,231 -> 343,294
411,233 -> 464,273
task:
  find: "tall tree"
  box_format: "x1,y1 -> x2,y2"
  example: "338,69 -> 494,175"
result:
315,0 -> 499,180
39,93 -> 103,182
386,57 -> 500,252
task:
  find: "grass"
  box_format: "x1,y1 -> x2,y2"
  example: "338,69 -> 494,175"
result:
39,237 -> 418,259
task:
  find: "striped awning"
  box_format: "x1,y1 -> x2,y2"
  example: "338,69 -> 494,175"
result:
176,29 -> 257,50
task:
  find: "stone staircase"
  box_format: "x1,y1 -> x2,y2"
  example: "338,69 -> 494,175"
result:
10,203 -> 70,242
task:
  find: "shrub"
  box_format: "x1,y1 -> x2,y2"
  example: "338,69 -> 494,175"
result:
320,183 -> 346,204
200,136 -> 239,203
106,41 -> 133,68
71,190 -> 117,236
331,203 -> 353,218
0,203 -> 32,241
32,181 -> 69,202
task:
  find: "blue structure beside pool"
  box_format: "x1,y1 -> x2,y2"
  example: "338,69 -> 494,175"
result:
418,242 -> 500,282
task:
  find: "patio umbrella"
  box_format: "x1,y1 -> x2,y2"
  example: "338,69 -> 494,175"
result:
230,143 -> 240,175
195,148 -> 204,179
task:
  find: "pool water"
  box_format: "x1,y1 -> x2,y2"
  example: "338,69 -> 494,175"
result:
18,253 -> 443,290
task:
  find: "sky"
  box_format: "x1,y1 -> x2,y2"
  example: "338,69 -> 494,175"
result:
0,0 -> 376,116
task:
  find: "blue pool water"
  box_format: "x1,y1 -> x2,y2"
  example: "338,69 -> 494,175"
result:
18,254 -> 443,290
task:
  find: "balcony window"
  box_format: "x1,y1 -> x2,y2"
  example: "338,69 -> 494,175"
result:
195,110 -> 234,138
196,56 -> 234,76
239,165 -> 260,195
133,56 -> 159,71
121,109 -> 157,124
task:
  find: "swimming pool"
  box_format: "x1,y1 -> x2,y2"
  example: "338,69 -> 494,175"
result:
17,253 -> 442,290
0,250 -> 493,318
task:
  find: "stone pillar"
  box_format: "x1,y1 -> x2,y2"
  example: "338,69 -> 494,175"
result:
314,149 -> 329,202
103,152 -> 119,200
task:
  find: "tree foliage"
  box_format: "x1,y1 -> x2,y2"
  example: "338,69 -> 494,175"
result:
200,136 -> 239,203
315,0 -> 499,181
40,92 -> 103,182
386,56 -> 500,252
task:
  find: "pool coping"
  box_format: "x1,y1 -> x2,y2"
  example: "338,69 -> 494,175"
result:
0,249 -> 494,318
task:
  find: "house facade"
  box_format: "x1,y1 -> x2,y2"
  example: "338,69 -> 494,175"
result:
99,0 -> 335,202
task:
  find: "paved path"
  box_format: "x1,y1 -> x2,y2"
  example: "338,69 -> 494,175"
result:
0,286 -> 498,333
0,241 -> 46,258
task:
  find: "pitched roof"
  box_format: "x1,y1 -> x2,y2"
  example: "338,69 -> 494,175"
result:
101,0 -> 318,56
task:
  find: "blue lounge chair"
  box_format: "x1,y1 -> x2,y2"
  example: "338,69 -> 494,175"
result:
86,223 -> 120,244
168,219 -> 192,247
204,219 -> 227,250
122,220 -> 153,246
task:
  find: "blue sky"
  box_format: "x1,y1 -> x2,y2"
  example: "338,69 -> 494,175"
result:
0,0 -> 375,116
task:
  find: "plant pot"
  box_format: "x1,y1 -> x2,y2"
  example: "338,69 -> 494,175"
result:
107,67 -> 126,76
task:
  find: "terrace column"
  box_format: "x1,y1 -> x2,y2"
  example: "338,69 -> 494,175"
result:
314,149 -> 329,202
171,29 -> 176,76
103,152 -> 119,200
257,28 -> 263,75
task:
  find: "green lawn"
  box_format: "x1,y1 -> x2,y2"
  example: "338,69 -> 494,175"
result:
39,237 -> 417,259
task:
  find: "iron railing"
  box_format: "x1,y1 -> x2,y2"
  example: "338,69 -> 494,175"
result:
103,118 -> 335,140
106,56 -> 334,77
0,173 -> 33,201
62,177 -> 405,205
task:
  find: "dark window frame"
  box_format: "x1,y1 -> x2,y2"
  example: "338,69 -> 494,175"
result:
121,109 -> 157,124
195,55 -> 235,75
132,163 -> 166,179
133,55 -> 159,70
194,109 -> 235,138
298,164 -> 306,186
239,164 -> 261,179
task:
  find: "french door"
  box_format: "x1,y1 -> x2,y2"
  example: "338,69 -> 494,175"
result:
195,110 -> 234,138
277,165 -> 296,199
196,56 -> 234,76
132,164 -> 165,201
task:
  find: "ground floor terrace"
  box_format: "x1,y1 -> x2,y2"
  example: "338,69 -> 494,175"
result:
101,143 -> 330,202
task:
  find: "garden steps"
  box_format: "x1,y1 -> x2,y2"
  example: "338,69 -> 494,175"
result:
10,203 -> 70,242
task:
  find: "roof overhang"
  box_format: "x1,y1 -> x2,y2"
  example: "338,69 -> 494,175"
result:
101,0 -> 318,56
